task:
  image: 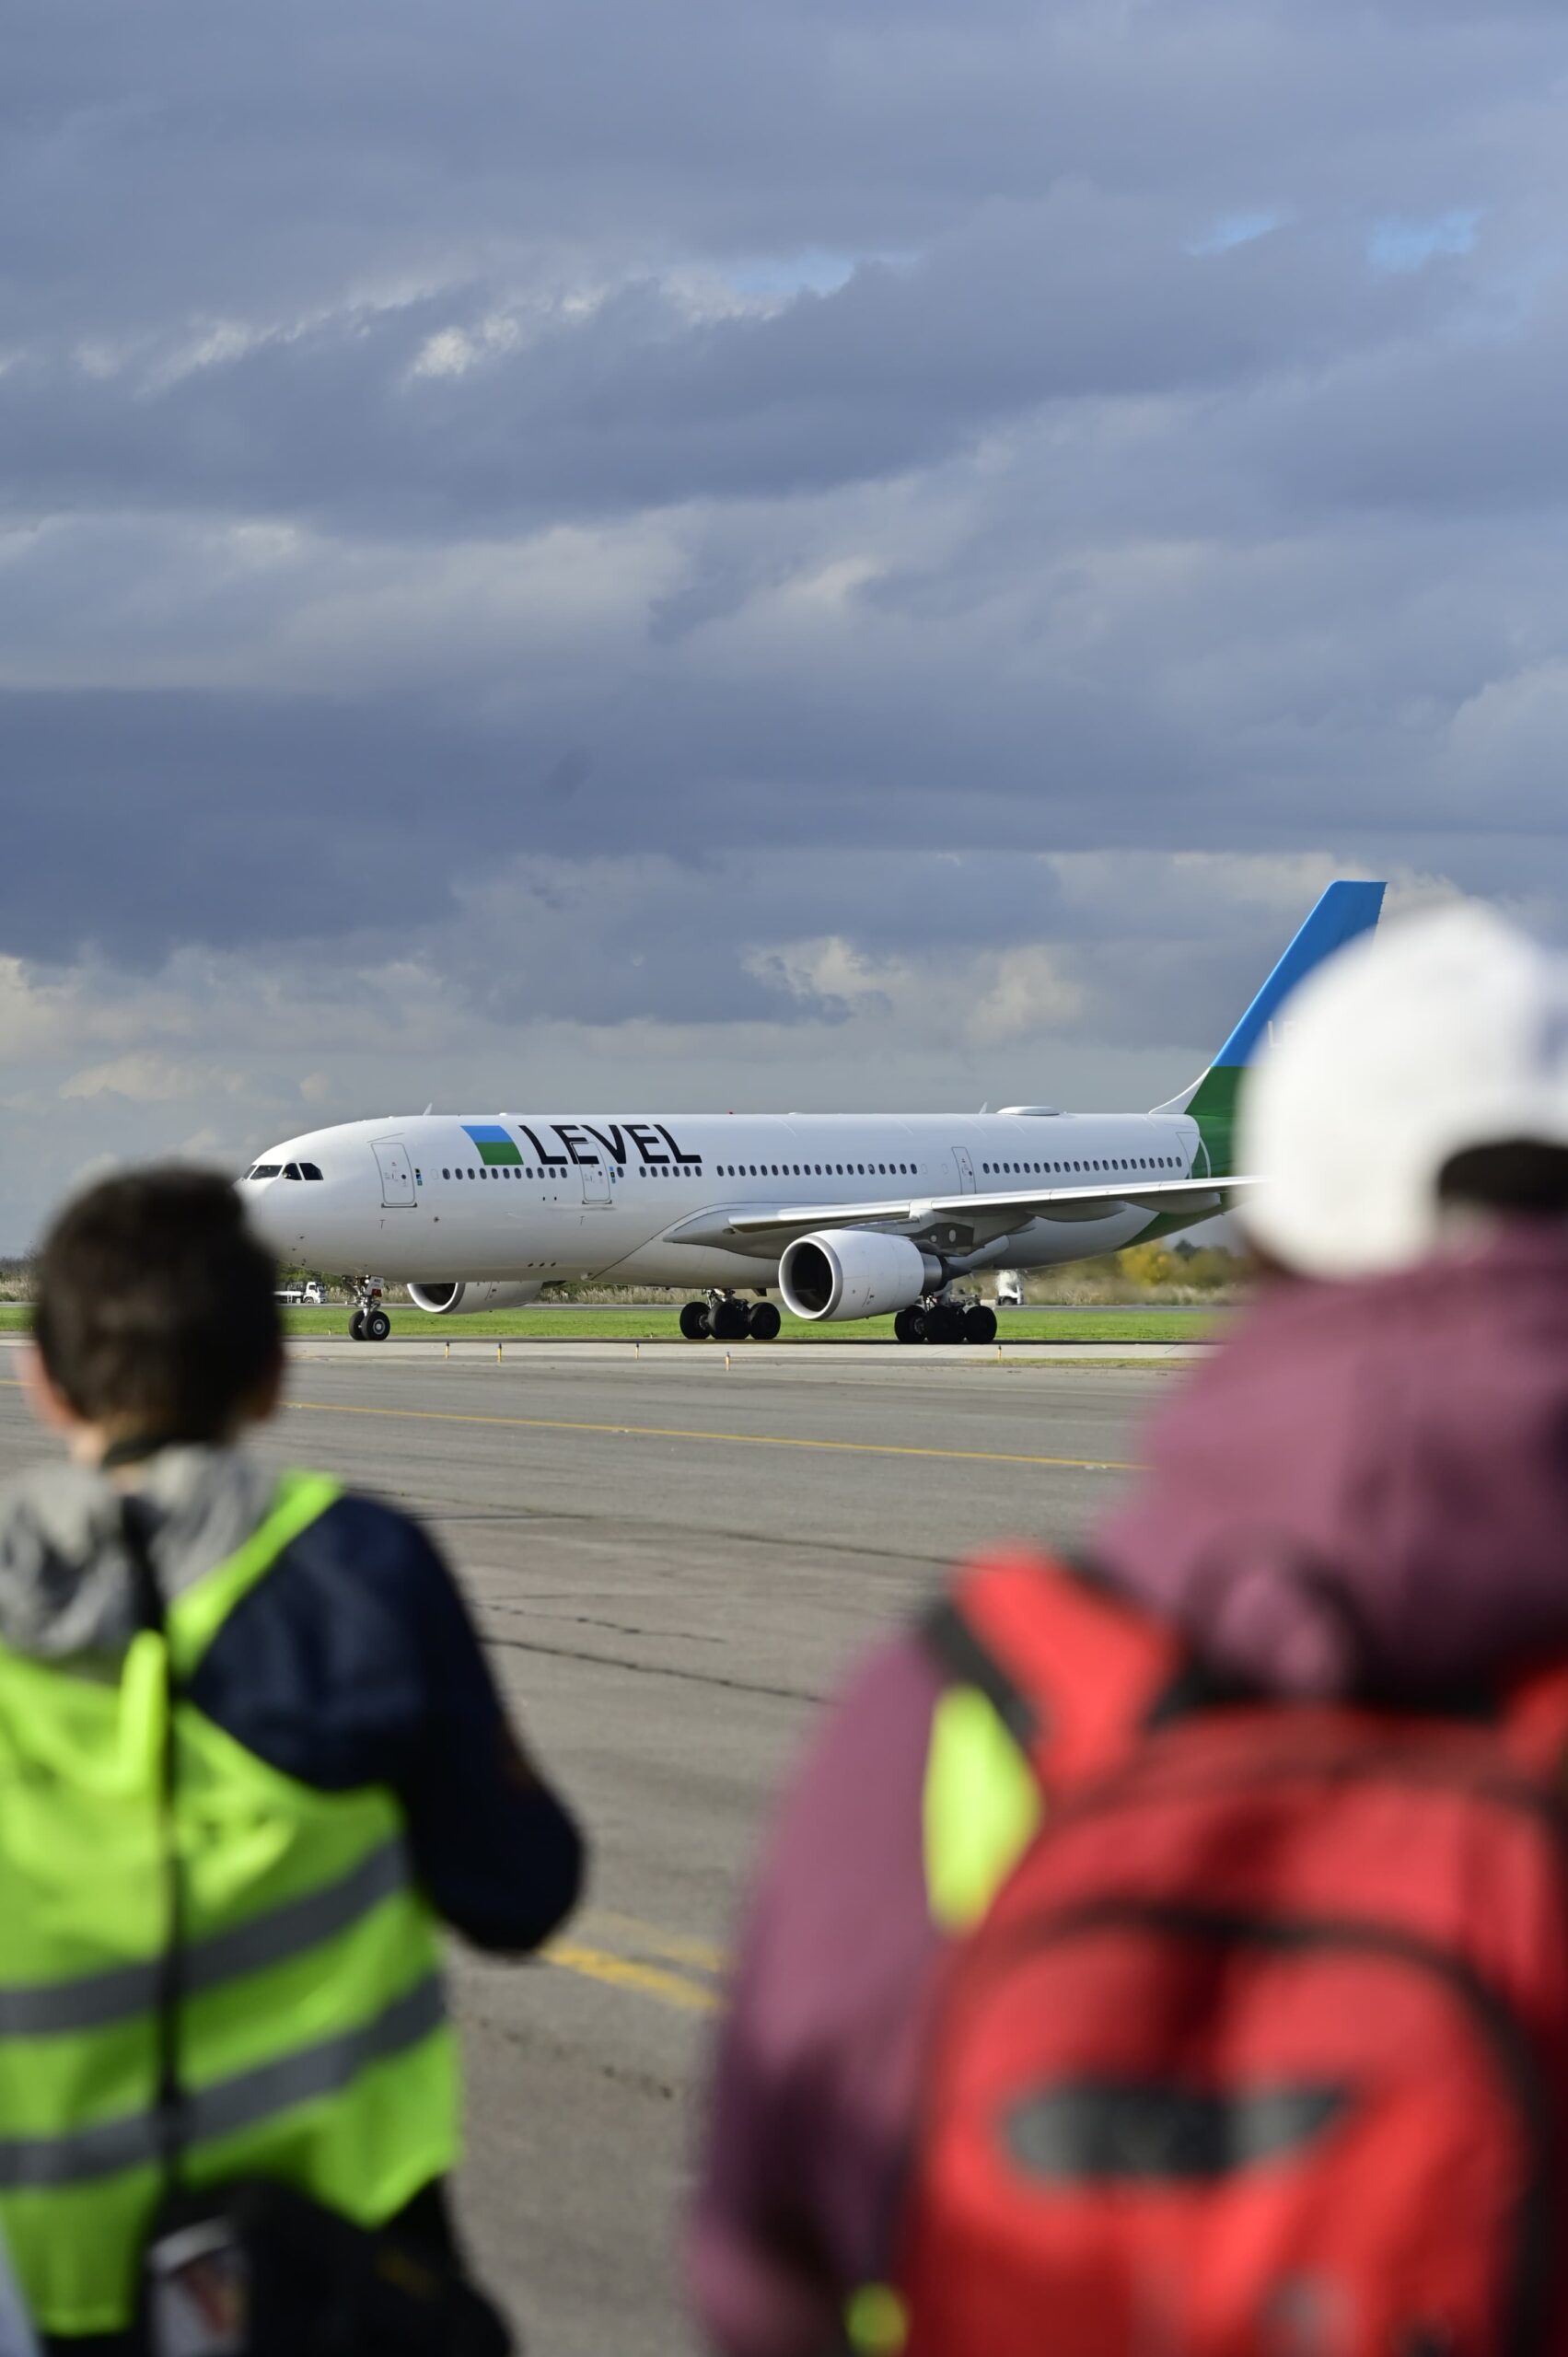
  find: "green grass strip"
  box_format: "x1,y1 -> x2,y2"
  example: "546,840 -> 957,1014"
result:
0,1304 -> 1225,1345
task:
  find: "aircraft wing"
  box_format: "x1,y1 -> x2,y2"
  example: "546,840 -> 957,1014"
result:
664,1174 -> 1264,1257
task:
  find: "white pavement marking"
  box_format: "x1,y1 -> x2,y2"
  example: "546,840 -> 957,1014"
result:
284,1337 -> 1211,1366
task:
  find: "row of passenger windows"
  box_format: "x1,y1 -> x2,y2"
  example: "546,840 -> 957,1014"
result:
436,1165 -> 700,1180
717,1162 -> 917,1179
246,1163 -> 324,1181
981,1155 -> 1181,1176
429,1152 -> 1184,1185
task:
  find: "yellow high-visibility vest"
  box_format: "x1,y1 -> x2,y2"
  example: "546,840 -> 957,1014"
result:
0,1469 -> 459,2336
844,1678 -> 1045,2355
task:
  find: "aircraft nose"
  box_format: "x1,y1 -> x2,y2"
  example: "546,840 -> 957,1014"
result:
237,1149 -> 322,1254
238,1177 -> 297,1253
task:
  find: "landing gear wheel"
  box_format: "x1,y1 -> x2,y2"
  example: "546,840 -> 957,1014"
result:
349,1310 -> 366,1341
679,1300 -> 712,1341
748,1301 -> 781,1341
365,1308 -> 392,1342
710,1297 -> 749,1342
894,1306 -> 925,1345
926,1303 -> 964,1345
964,1304 -> 998,1344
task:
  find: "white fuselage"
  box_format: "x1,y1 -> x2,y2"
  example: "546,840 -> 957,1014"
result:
244,1107 -> 1206,1290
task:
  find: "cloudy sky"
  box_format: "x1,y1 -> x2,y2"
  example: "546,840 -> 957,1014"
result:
3,0 -> 1565,1244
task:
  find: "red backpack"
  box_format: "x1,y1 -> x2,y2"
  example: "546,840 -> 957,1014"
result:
898,1550 -> 1568,2357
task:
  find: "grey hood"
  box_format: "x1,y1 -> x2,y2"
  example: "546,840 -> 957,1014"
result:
0,1446 -> 278,1660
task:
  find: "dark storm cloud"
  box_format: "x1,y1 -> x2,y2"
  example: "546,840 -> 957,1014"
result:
3,0 -> 1568,1064
0,205 -> 1464,536
0,668 -> 1198,962
4,0 -> 1554,336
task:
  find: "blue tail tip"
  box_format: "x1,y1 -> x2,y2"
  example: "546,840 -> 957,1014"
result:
1214,880 -> 1386,1070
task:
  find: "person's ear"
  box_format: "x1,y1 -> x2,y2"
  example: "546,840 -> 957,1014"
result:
21,1344 -> 84,1439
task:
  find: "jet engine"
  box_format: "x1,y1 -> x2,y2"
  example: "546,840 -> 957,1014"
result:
407,1281 -> 544,1316
778,1230 -> 942,1322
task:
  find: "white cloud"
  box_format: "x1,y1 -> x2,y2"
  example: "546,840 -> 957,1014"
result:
408,311 -> 527,379
1184,211 -> 1289,257
59,1053 -> 244,1103
969,946 -> 1084,1044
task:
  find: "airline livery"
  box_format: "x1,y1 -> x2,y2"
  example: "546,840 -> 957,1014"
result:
243,883 -> 1384,1341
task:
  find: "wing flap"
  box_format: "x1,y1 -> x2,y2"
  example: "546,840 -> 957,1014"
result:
671,1175 -> 1264,1245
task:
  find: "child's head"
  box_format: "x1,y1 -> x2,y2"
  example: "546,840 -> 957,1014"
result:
30,1167 -> 283,1452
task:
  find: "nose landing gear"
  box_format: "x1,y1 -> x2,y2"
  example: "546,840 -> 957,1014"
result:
350,1279 -> 392,1342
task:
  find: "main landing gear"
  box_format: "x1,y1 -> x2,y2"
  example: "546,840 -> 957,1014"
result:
349,1279 -> 392,1343
894,1298 -> 998,1346
679,1293 -> 782,1342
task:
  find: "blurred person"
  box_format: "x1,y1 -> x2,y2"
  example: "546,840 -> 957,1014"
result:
691,902 -> 1568,2357
0,1168 -> 583,2354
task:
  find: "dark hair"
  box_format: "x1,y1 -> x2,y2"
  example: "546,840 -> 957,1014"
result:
1437,1139 -> 1568,1218
33,1167 -> 282,1443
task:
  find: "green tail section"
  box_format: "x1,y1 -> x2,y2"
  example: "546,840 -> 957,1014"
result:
1187,1062 -> 1246,1179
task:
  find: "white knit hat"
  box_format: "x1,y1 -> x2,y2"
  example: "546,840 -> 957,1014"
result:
1238,901 -> 1568,1279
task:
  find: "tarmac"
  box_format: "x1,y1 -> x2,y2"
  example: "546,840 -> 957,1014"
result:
291,1331 -> 1212,1366
0,1338 -> 1170,2356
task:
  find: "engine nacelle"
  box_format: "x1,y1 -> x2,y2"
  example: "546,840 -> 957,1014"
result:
778,1230 -> 941,1322
406,1281 -> 544,1316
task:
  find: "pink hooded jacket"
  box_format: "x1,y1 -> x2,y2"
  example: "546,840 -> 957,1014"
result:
690,1229 -> 1568,2356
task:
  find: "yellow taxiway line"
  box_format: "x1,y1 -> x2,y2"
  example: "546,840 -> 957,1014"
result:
544,1940 -> 719,2014
542,1910 -> 726,2014
279,1393 -> 1139,1474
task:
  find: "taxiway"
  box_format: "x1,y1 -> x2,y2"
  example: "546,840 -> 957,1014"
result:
0,1341 -> 1168,2355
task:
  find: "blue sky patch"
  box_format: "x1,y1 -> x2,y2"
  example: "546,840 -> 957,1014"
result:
1367,208 -> 1481,273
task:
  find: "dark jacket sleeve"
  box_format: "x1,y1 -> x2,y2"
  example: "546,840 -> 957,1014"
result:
688,1634 -> 947,2357
189,1493 -> 584,1952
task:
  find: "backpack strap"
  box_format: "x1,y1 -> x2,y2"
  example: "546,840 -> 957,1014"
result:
923,1548 -> 1194,1797
917,1551 -> 1199,1933
1498,1656 -> 1568,1783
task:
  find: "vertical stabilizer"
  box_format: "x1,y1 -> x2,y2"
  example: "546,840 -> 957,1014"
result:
1157,880 -> 1386,1174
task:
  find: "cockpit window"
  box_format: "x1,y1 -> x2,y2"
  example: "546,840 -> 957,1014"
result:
300,1163 -> 324,1181
284,1164 -> 303,1180
250,1165 -> 282,1179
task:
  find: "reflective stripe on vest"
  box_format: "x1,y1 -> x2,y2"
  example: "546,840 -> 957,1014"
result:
0,1469 -> 460,2337
0,1973 -> 444,2190
921,1682 -> 1043,1933
845,2282 -> 910,2353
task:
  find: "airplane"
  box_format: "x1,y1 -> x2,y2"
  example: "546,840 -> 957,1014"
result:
241,881 -> 1385,1343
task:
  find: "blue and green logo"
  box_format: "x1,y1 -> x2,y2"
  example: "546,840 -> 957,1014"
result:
463,1122 -> 523,1167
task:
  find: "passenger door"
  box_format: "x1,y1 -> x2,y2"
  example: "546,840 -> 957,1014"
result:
951,1145 -> 977,1193
580,1157 -> 612,1208
373,1137 -> 416,1209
